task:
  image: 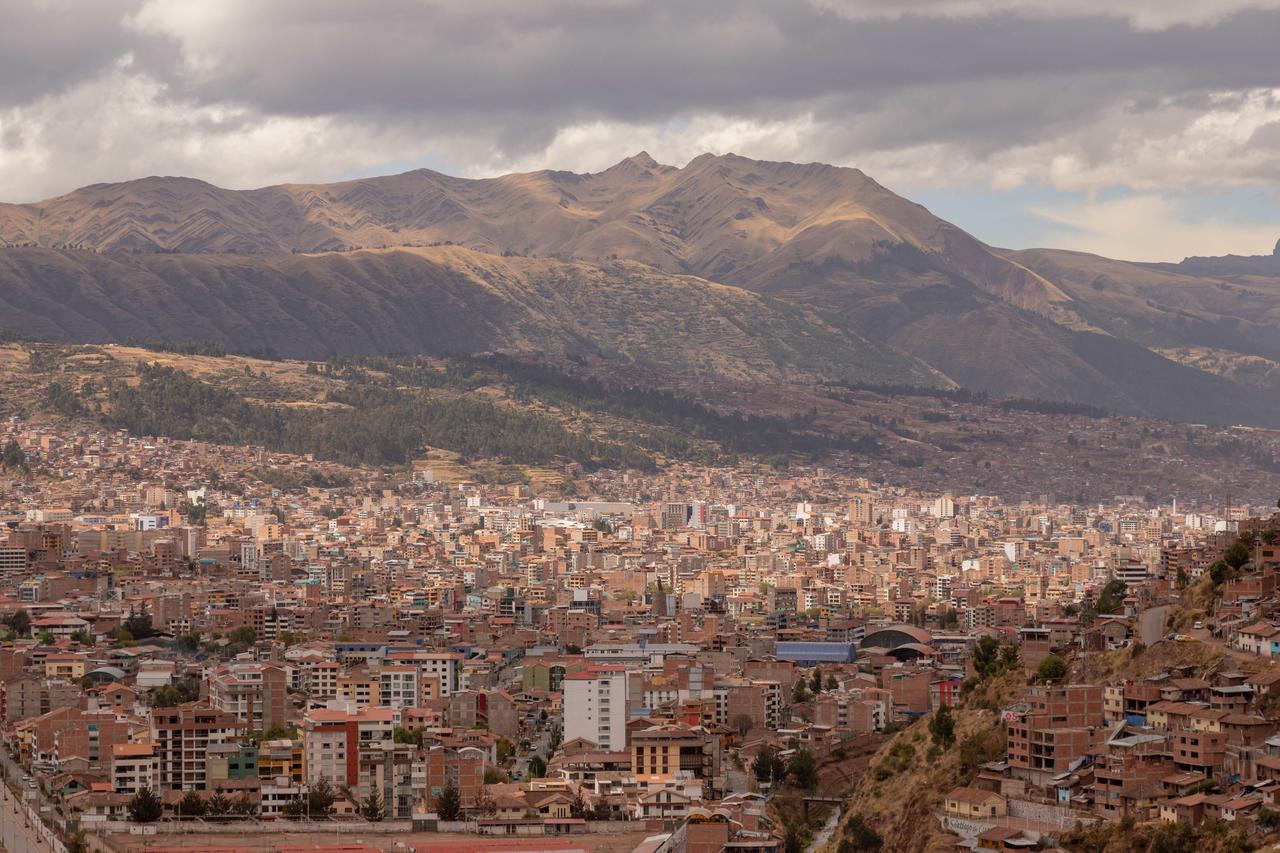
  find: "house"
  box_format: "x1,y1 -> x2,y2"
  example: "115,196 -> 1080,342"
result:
943,786 -> 1007,820
636,788 -> 694,821
975,826 -> 1040,852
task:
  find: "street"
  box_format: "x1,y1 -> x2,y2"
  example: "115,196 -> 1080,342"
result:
0,778 -> 51,853
514,723 -> 553,780
1140,605 -> 1170,646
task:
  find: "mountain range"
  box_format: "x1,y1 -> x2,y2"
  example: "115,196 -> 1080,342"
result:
2,152 -> 1278,425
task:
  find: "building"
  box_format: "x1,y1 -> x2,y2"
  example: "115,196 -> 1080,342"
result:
631,724 -> 721,785
207,662 -> 287,733
149,704 -> 245,791
111,743 -> 158,795
564,667 -> 628,752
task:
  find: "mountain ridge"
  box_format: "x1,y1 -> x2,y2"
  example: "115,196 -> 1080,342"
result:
2,153 -> 1278,426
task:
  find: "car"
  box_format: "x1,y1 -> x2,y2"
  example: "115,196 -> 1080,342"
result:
1176,634 -> 1194,643
1193,621 -> 1204,630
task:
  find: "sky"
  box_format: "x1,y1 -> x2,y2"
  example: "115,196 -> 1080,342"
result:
2,0 -> 1279,261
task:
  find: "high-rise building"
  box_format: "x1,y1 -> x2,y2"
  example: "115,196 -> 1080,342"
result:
563,666 -> 628,752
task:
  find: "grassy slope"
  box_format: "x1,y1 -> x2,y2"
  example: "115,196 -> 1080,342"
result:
0,245 -> 940,388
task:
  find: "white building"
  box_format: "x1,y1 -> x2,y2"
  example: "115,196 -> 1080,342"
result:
563,666 -> 629,752
111,743 -> 158,794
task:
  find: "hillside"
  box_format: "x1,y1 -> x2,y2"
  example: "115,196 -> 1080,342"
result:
6,342 -> 1280,500
0,245 -> 935,386
2,153 -> 1280,424
831,707 -> 1008,853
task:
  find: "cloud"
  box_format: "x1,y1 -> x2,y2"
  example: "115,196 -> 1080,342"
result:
0,0 -> 1277,262
1030,193 -> 1280,262
812,0 -> 1280,30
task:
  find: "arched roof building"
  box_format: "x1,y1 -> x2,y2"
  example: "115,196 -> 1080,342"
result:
861,624 -> 933,650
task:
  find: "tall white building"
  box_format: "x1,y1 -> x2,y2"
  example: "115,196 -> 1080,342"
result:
563,666 -> 628,752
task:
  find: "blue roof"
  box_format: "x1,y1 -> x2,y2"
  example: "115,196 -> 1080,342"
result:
775,641 -> 858,663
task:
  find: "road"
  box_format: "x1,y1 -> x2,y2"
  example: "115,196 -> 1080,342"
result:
514,721 -> 554,781
1140,605 -> 1170,646
724,762 -> 750,796
0,778 -> 51,853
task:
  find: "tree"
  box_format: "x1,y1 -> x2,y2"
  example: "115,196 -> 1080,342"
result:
753,745 -> 787,785
260,722 -> 296,741
1095,579 -> 1128,615
971,635 -> 1001,678
228,626 -> 257,646
569,788 -> 589,819
496,738 -> 515,762
1,439 -> 27,470
1209,559 -> 1229,585
1224,540 -> 1251,571
826,674 -> 839,691
128,786 -> 164,823
929,705 -> 956,748
1176,567 -> 1189,589
230,795 -> 256,816
284,778 -> 337,819
66,831 -> 90,853
435,781 -> 462,821
4,608 -> 31,637
473,786 -> 497,817
177,791 -> 207,818
36,630 -> 53,645
393,725 -> 424,746
791,679 -> 810,704
784,823 -> 805,853
788,748 -> 818,790
361,789 -> 384,821
1037,654 -> 1068,683
731,714 -> 754,738
810,667 -> 823,694
206,793 -> 232,816
840,814 -> 884,851
124,612 -> 155,640
307,777 -> 336,818
528,754 -> 547,778
148,678 -> 201,708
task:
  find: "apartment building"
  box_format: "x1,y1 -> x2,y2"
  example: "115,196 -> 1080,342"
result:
302,706 -> 396,794
630,724 -> 721,784
150,704 -> 244,791
1007,684 -> 1105,786
377,665 -> 419,707
111,743 -> 158,795
564,666 -> 628,752
420,745 -> 484,811
207,662 -> 287,733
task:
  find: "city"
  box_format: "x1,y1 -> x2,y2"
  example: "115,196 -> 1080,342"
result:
4,2 -> 1280,852
2,398 -> 1280,852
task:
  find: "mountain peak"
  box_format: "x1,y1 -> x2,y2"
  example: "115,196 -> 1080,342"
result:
603,151 -> 663,174
626,151 -> 659,168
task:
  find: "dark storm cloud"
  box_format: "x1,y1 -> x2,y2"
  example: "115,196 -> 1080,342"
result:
0,0 -> 175,108
2,0 -> 1279,203
65,0 -> 1268,168
140,2 -> 1280,123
